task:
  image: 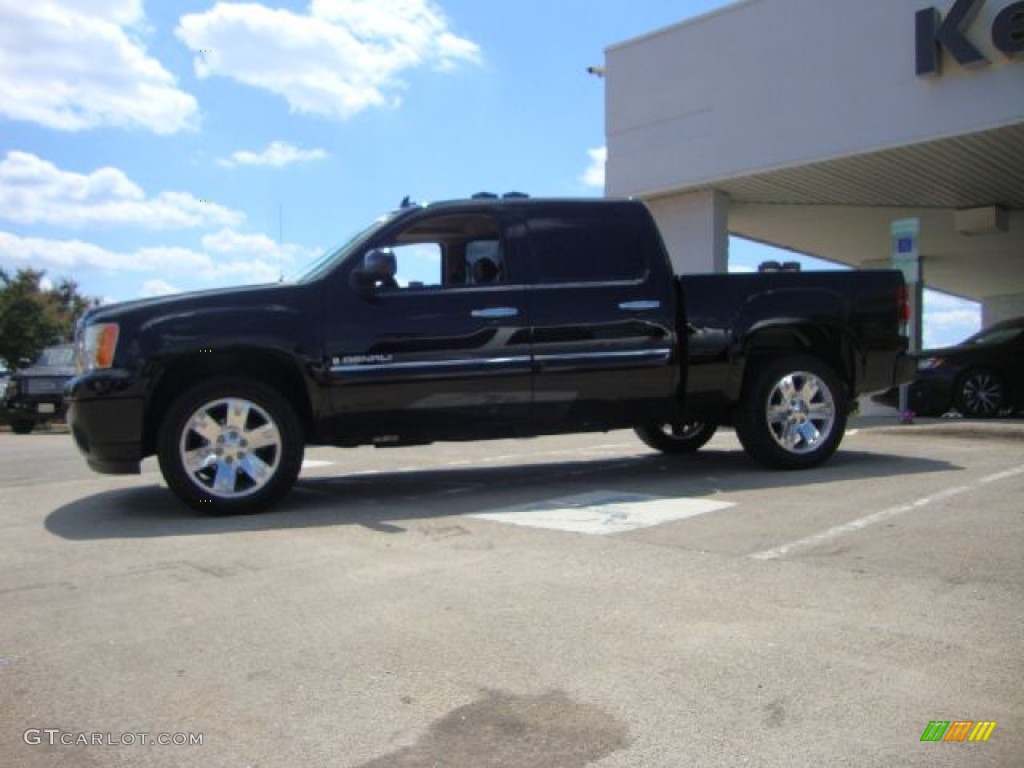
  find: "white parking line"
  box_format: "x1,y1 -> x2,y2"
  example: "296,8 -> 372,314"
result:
750,464 -> 1024,561
301,460 -> 334,469
473,491 -> 735,535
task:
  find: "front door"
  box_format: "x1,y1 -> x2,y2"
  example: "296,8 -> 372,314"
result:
321,209 -> 532,444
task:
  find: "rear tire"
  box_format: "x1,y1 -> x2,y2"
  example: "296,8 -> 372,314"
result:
634,420 -> 717,454
735,355 -> 847,469
157,378 -> 304,514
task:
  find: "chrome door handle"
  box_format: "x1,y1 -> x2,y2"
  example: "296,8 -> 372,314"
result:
619,300 -> 661,311
472,307 -> 519,319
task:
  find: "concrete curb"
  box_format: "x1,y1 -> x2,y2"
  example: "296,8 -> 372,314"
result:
851,414 -> 1024,441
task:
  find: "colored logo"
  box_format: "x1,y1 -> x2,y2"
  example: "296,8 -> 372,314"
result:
920,720 -> 997,742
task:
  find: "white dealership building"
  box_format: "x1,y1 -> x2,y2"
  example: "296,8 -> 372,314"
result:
603,0 -> 1024,331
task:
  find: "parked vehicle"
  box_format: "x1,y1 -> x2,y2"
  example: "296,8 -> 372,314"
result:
3,343 -> 76,434
67,196 -> 913,513
873,316 -> 1024,417
0,370 -> 9,424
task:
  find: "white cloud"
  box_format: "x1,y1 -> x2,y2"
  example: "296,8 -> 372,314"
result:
0,151 -> 243,230
0,229 -> 306,286
924,290 -> 978,313
175,0 -> 481,121
921,290 -> 981,348
0,1 -> 198,133
61,1 -> 143,25
201,228 -> 319,264
140,279 -> 181,297
581,147 -> 606,189
219,141 -> 329,168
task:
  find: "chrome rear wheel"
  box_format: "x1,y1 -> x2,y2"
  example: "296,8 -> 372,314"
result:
736,355 -> 847,469
764,370 -> 837,455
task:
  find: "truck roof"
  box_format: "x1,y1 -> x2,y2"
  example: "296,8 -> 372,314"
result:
393,195 -> 643,215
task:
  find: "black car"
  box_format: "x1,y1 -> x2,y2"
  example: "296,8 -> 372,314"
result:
2,343 -> 77,434
874,317 -> 1024,417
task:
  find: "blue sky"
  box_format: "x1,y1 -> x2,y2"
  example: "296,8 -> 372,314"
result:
0,0 -> 979,347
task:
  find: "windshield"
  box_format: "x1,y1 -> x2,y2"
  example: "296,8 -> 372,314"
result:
292,213 -> 398,283
963,322 -> 1024,347
38,346 -> 75,367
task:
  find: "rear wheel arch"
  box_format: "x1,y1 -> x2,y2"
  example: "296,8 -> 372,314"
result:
741,323 -> 855,398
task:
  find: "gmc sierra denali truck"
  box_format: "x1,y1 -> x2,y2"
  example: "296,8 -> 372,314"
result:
67,196 -> 913,513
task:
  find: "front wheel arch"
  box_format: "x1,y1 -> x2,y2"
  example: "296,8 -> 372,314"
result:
144,350 -> 316,457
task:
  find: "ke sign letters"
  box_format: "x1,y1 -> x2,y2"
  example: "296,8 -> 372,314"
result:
916,0 -> 1024,76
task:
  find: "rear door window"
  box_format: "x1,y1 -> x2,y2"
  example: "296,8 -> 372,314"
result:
526,209 -> 648,283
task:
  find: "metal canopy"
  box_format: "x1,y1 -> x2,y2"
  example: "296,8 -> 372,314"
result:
692,122 -> 1024,301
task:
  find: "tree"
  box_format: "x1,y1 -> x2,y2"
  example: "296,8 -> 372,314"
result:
0,268 -> 99,370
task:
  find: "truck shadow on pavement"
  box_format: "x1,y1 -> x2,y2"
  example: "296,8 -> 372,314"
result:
45,448 -> 959,540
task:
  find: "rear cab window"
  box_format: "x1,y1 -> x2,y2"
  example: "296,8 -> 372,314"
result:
524,204 -> 652,285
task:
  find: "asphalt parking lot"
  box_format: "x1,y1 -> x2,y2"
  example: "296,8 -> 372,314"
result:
1,413 -> 1021,767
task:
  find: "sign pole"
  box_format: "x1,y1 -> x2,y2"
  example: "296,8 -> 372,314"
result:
891,218 -> 922,423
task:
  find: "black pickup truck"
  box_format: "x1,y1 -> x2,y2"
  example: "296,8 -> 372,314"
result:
67,196 -> 913,513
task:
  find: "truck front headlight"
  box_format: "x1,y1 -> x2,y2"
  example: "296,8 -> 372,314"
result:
79,323 -> 120,372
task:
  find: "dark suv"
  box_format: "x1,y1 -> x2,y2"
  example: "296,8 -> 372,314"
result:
2,344 -> 76,434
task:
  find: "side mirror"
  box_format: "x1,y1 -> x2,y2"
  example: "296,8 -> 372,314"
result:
350,248 -> 398,295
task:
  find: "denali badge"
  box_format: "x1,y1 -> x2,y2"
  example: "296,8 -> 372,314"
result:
340,354 -> 394,365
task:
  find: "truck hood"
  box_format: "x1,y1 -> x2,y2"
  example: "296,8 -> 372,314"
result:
82,282 -> 305,325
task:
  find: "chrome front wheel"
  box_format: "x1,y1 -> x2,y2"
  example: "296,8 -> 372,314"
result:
178,397 -> 283,498
158,378 -> 303,514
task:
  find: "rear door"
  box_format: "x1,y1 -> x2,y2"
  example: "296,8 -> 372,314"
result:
524,203 -> 678,429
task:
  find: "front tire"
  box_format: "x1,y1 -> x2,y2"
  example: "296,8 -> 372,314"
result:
9,417 -> 35,435
954,368 -> 1006,417
157,378 -> 304,514
635,420 -> 717,454
735,355 -> 847,469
